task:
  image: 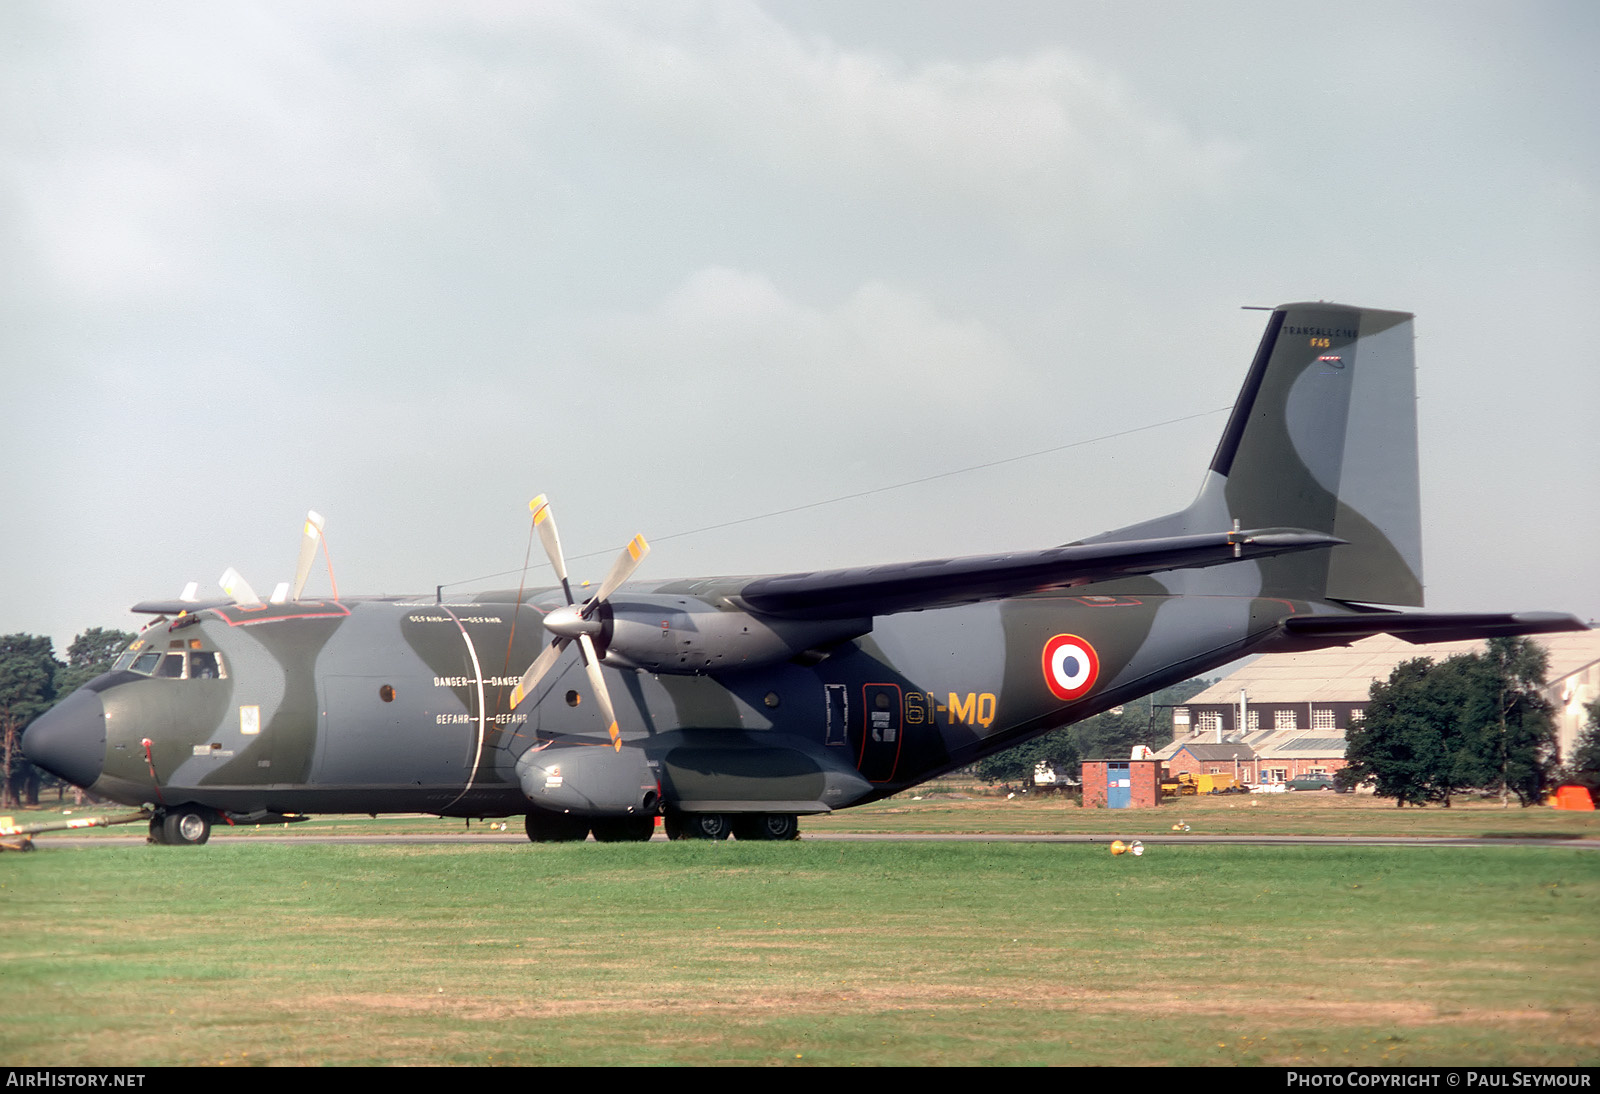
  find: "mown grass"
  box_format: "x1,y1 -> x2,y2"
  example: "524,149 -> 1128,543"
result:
2,841 -> 1595,1066
17,782 -> 1600,842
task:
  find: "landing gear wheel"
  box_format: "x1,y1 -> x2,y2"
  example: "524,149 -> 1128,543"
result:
732,813 -> 799,841
590,816 -> 657,843
524,811 -> 590,843
665,811 -> 730,840
160,808 -> 211,846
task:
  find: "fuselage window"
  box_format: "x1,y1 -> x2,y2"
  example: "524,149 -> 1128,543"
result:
190,651 -> 225,679
130,651 -> 162,675
157,653 -> 186,679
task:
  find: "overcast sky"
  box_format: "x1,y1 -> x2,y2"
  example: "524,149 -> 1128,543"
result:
3,1 -> 1596,653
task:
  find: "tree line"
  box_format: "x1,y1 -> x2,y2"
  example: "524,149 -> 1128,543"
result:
1,628 -> 134,807
1345,636 -> 1591,807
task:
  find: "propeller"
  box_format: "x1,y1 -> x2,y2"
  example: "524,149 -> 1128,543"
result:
222,511 -> 339,606
509,495 -> 650,751
291,510 -> 332,601
219,567 -> 262,606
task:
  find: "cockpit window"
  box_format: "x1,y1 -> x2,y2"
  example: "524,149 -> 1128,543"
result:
190,651 -> 225,679
125,648 -> 226,679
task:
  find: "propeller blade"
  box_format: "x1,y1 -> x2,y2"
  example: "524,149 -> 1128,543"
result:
529,495 -> 573,603
269,582 -> 290,604
510,638 -> 568,710
577,634 -> 622,751
219,567 -> 261,606
179,582 -> 199,602
592,534 -> 650,606
291,510 -> 326,600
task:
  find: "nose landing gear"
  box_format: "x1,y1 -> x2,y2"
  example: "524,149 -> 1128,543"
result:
148,807 -> 212,846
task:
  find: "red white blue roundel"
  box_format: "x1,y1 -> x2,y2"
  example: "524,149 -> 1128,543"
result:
1041,634 -> 1100,701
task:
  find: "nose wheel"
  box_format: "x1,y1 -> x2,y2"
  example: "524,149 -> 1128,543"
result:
149,807 -> 212,846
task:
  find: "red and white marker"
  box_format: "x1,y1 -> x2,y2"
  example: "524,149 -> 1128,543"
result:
1041,634 -> 1100,701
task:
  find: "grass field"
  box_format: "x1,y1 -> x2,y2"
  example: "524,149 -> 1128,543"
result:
3,835 -> 1596,1066
17,782 -> 1600,842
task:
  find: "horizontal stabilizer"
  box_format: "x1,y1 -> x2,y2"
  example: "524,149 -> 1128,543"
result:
1282,610 -> 1589,646
739,529 -> 1342,620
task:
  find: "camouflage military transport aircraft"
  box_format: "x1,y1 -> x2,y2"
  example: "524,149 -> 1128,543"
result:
23,303 -> 1587,844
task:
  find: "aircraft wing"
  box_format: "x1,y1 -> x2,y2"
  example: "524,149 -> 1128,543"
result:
736,529 -> 1340,620
1280,610 -> 1589,645
130,598 -> 237,615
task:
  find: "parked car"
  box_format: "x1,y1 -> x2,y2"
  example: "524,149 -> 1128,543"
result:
1287,773 -> 1337,791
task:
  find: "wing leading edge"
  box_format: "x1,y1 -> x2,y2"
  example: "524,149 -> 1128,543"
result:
736,528 -> 1341,620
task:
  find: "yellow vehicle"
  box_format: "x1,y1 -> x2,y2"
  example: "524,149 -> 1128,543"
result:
1170,772 -> 1243,796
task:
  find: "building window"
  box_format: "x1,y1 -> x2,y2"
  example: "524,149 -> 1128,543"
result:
1350,709 -> 1365,724
1247,710 -> 1260,732
1198,711 -> 1222,735
1275,709 -> 1298,731
1313,707 -> 1336,730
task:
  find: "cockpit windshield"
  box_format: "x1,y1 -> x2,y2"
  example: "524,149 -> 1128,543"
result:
121,643 -> 227,680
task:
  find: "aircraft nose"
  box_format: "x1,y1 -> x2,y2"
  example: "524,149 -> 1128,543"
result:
22,687 -> 107,790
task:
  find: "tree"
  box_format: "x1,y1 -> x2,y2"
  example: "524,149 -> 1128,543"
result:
54,627 -> 135,700
1565,699 -> 1600,795
1344,638 -> 1556,808
974,725 -> 1079,786
0,634 -> 58,807
1468,637 -> 1556,806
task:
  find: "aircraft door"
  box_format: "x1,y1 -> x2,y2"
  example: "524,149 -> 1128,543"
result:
1107,762 -> 1131,808
853,683 -> 903,783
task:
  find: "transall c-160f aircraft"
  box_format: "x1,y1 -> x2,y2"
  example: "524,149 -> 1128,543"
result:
23,303 -> 1587,844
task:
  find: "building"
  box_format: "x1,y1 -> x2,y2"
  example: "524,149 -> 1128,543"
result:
1158,631 -> 1600,784
1082,759 -> 1162,808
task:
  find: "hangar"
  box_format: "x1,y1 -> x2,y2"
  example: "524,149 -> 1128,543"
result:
1157,631 -> 1600,785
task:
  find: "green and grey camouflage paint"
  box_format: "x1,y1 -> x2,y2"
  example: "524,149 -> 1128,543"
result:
23,303 -> 1585,843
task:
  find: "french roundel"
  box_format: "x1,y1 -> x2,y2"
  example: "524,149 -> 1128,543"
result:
1041,634 -> 1100,702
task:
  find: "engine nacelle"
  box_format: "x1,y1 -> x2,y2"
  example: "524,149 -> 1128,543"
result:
599,595 -> 869,675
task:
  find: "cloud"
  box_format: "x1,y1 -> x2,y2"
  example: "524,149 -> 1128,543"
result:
587,266 -> 1021,411
556,2 -> 1241,237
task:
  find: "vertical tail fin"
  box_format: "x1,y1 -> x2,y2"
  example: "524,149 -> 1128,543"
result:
1089,303 -> 1423,606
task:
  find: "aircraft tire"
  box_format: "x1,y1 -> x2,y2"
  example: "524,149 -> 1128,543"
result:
524,811 -> 590,843
732,813 -> 799,841
161,808 -> 211,846
666,811 -> 730,840
591,816 -> 656,842
148,817 -> 169,845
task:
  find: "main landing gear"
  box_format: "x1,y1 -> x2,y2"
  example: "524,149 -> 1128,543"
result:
522,810 -> 801,842
664,811 -> 799,841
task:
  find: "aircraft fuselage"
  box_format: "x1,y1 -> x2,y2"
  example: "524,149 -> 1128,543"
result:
58,583 -> 1297,820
